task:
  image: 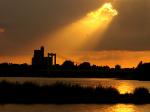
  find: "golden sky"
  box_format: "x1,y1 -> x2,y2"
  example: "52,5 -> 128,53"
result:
0,0 -> 150,67
1,50 -> 150,68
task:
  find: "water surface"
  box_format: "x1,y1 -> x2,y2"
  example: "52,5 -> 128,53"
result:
0,77 -> 150,94
0,104 -> 149,112
0,77 -> 150,111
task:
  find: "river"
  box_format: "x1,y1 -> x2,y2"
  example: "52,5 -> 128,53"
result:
0,77 -> 150,94
0,104 -> 149,112
0,77 -> 149,112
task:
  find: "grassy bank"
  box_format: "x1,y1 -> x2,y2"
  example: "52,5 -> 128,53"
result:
0,81 -> 149,104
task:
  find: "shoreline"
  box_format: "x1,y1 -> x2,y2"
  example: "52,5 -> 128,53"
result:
0,81 -> 149,104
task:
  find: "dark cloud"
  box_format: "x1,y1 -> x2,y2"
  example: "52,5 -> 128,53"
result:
0,0 -> 102,56
0,0 -> 150,56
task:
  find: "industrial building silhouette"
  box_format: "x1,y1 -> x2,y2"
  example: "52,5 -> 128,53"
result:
32,46 -> 56,68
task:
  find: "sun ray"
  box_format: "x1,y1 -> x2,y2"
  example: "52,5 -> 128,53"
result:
45,2 -> 118,53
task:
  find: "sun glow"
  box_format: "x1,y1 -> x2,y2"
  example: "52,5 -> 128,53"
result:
46,2 -> 118,53
110,104 -> 136,112
116,82 -> 134,94
87,3 -> 118,23
0,28 -> 5,33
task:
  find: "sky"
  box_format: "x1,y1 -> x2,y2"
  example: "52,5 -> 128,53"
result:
0,0 -> 150,67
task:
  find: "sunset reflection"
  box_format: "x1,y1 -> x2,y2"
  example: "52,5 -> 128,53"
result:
116,82 -> 134,94
110,104 -> 136,112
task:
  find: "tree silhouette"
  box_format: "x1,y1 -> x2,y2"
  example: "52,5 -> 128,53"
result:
62,60 -> 75,69
79,62 -> 91,69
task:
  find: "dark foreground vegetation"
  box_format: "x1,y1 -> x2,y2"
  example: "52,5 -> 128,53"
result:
0,81 -> 149,104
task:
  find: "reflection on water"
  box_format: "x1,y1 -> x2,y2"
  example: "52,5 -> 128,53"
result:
0,77 -> 149,94
0,78 -> 149,111
0,104 -> 149,112
109,104 -> 136,112
116,82 -> 134,94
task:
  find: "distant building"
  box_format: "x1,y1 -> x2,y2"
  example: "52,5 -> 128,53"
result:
32,46 -> 56,68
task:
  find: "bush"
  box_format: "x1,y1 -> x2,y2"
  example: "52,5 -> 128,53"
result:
134,87 -> 149,97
